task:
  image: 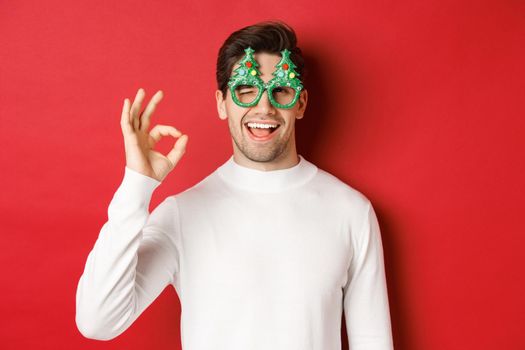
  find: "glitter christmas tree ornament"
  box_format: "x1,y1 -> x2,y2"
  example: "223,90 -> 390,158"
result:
227,47 -> 265,108
227,47 -> 304,109
266,48 -> 304,109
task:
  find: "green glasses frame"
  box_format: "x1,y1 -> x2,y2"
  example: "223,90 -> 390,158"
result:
227,47 -> 304,109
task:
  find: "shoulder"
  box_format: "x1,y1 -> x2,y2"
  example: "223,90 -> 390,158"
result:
311,166 -> 380,246
312,166 -> 371,212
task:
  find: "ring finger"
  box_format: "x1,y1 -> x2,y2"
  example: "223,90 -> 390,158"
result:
130,88 -> 145,130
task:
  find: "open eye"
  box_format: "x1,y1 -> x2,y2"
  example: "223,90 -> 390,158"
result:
271,86 -> 296,106
273,87 -> 291,94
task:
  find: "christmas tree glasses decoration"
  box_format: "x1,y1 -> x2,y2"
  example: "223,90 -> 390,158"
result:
228,47 -> 304,109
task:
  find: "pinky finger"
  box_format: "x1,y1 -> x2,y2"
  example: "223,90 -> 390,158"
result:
120,98 -> 133,134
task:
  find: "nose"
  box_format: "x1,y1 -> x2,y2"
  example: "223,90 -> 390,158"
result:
252,89 -> 275,115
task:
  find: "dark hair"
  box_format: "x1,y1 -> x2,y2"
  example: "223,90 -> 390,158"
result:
216,20 -> 306,97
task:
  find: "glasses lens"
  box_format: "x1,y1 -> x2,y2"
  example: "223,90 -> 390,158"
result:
271,86 -> 296,107
234,84 -> 260,105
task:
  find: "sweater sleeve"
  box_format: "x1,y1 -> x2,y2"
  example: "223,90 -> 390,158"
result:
343,201 -> 394,350
75,167 -> 181,341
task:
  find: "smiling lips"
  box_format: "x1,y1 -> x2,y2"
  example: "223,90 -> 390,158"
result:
244,121 -> 281,141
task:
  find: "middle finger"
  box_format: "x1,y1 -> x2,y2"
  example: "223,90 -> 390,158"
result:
139,90 -> 163,131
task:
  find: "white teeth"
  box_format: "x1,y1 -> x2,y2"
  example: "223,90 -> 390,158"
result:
246,122 -> 279,129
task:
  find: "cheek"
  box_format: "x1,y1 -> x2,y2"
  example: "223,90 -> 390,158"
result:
224,107 -> 247,132
224,98 -> 237,114
282,112 -> 298,127
225,103 -> 250,123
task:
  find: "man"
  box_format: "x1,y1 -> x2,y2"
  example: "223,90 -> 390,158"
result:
75,21 -> 394,349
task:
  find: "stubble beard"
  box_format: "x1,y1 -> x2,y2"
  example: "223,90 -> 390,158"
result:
229,119 -> 290,163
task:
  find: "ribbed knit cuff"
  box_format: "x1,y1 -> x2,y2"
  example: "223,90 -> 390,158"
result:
111,167 -> 162,210
123,166 -> 161,187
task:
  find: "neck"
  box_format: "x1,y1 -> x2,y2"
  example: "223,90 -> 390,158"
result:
216,153 -> 318,193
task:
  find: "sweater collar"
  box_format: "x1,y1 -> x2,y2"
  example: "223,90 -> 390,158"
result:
216,154 -> 318,193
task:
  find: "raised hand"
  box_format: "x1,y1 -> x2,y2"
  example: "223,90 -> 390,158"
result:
120,88 -> 188,182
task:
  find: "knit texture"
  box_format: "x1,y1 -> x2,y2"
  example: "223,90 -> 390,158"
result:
76,155 -> 394,349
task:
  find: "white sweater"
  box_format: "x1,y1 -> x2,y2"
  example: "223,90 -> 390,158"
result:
76,154 -> 394,349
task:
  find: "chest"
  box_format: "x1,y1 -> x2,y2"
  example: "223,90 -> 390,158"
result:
178,194 -> 352,302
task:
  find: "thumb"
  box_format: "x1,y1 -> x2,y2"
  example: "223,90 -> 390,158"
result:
166,134 -> 188,168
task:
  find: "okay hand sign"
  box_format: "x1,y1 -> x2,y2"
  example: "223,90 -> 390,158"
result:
120,88 -> 188,182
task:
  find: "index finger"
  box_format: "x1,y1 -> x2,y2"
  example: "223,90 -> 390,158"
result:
149,124 -> 182,145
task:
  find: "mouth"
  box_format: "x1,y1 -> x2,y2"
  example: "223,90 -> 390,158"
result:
244,121 -> 281,141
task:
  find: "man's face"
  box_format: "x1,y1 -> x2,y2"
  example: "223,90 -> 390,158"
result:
216,52 -> 307,163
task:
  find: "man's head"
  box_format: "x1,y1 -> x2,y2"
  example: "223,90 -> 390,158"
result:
215,21 -> 308,168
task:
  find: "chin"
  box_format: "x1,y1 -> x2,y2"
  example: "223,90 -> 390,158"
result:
240,142 -> 289,163
244,152 -> 280,163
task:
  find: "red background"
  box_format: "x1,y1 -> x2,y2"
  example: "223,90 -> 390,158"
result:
1,1 -> 524,349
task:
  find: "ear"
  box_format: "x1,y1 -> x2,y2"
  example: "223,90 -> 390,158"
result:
296,89 -> 308,120
215,90 -> 228,120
